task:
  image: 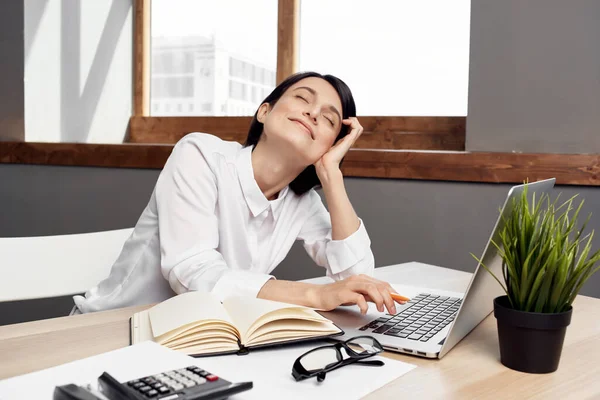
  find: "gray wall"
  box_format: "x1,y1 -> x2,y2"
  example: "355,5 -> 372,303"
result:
467,0 -> 600,153
0,0 -> 24,141
1,164 -> 600,325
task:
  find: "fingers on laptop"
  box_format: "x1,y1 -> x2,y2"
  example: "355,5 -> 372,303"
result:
347,275 -> 397,314
361,275 -> 408,305
336,291 -> 369,314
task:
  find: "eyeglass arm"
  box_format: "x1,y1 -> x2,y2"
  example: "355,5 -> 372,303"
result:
316,359 -> 384,382
354,359 -> 385,367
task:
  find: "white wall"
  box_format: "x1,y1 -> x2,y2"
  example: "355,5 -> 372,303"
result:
24,0 -> 132,143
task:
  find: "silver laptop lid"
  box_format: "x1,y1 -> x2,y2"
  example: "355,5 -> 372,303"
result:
438,178 -> 556,358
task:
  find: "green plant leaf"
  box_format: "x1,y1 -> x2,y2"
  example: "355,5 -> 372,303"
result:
470,252 -> 509,301
535,246 -> 558,312
519,243 -> 539,306
549,250 -> 570,312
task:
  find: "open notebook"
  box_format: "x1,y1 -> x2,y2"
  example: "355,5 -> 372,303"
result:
130,291 -> 343,356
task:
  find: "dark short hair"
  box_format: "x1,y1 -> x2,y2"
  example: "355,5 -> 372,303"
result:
244,71 -> 356,196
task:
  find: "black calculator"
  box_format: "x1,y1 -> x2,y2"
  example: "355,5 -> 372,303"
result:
54,366 -> 252,400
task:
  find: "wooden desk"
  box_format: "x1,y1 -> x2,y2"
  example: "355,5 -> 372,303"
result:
1,262 -> 599,398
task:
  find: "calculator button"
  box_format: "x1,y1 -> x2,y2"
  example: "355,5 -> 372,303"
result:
206,375 -> 218,382
171,383 -> 184,391
190,376 -> 207,385
128,379 -> 140,386
164,380 -> 178,388
182,380 -> 196,388
146,389 -> 158,397
132,382 -> 145,389
188,367 -> 204,374
158,387 -> 170,394
139,385 -> 152,393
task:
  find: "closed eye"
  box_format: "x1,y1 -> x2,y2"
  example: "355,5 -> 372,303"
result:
295,95 -> 308,103
324,116 -> 334,126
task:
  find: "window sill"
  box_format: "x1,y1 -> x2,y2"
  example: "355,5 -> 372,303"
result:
1,141 -> 599,186
128,116 -> 467,151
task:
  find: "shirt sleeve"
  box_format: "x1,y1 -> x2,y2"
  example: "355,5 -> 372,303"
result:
297,191 -> 375,280
155,138 -> 273,301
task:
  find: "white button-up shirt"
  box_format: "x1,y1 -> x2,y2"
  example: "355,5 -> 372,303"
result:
74,133 -> 374,313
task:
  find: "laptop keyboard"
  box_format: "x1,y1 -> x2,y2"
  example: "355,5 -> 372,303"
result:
359,293 -> 462,342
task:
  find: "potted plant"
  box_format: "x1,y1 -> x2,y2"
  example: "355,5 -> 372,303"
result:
473,186 -> 600,373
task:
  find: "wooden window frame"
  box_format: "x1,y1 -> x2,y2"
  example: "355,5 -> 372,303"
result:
130,0 -> 466,152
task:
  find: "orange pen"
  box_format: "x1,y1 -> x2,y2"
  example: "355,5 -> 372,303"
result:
391,293 -> 411,303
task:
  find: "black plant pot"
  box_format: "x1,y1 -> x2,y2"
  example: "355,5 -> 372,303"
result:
493,295 -> 572,374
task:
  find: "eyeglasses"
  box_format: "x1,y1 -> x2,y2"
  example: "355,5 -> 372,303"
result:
292,336 -> 385,382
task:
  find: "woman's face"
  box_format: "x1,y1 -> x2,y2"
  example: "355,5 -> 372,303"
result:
257,77 -> 344,164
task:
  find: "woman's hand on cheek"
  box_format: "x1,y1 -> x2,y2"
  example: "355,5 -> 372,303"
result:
314,117 -> 364,182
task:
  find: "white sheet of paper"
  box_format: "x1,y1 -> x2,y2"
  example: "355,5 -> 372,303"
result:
0,342 -> 196,400
199,342 -> 417,400
0,341 -> 416,400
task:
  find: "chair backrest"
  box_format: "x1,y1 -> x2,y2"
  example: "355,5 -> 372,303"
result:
0,228 -> 133,302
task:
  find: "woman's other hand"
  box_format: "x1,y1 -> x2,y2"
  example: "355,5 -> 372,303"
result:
310,274 -> 405,315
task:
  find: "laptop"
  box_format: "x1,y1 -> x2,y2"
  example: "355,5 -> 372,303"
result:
321,178 -> 556,359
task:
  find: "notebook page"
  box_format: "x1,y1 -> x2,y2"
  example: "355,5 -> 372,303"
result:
131,309 -> 153,343
223,296 -> 330,343
149,291 -> 234,338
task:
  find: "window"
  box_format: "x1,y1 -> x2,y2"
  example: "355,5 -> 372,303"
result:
230,80 -> 243,100
131,0 -> 468,156
253,66 -> 261,82
241,83 -> 248,101
299,0 -> 471,116
152,77 -> 194,98
230,58 -> 243,78
150,0 -> 277,116
153,51 -> 194,74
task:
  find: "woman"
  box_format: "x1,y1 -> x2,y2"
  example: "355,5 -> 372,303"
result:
74,72 -> 400,316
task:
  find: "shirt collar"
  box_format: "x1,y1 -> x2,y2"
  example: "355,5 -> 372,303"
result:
236,145 -> 289,217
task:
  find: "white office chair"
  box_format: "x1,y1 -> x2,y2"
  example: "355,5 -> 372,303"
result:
0,228 -> 133,302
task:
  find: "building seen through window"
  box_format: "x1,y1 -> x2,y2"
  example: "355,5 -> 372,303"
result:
151,36 -> 276,117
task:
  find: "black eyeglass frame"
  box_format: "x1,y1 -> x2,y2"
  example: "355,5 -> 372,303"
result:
292,336 -> 385,382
